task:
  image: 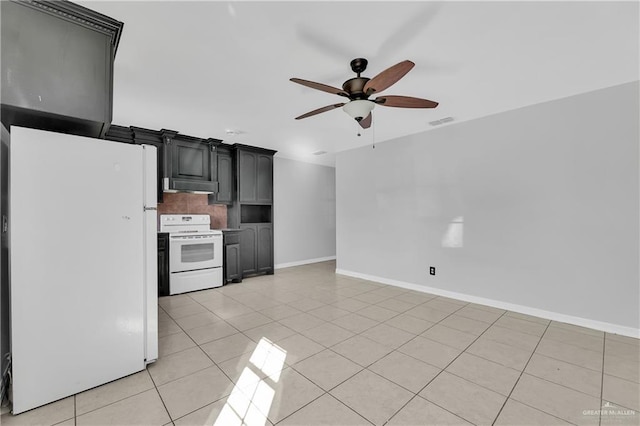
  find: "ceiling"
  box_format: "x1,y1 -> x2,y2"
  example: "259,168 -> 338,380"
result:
80,1 -> 638,166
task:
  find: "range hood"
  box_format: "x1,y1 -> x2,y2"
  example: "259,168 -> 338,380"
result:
163,178 -> 218,194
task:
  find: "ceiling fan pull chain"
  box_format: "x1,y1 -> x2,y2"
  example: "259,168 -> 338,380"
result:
372,111 -> 375,149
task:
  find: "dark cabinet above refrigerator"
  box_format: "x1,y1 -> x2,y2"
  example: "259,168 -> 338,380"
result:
0,0 -> 123,138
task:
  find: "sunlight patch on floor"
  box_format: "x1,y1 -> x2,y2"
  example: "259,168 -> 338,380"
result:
213,337 -> 287,426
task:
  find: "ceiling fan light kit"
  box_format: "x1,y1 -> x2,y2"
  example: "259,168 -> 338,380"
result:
343,100 -> 375,121
290,58 -> 438,130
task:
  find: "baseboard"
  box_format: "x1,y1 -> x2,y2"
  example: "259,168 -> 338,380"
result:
275,256 -> 336,270
335,268 -> 640,339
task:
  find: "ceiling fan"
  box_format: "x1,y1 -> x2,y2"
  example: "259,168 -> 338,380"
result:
290,58 -> 438,129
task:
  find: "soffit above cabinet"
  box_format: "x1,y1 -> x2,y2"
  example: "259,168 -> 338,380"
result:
15,0 -> 124,54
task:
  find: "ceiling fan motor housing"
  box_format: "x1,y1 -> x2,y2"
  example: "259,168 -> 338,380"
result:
342,78 -> 370,100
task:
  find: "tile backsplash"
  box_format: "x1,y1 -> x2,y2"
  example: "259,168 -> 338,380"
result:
157,193 -> 227,229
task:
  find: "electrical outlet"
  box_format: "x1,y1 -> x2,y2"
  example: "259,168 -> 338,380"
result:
430,267 -> 436,276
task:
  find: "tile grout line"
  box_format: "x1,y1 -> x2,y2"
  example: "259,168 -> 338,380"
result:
491,321 -> 586,426
273,391 -> 374,426
381,302 -> 491,425
189,281 -> 359,424
278,309 -> 433,426
271,392 -> 328,425
490,320 -> 556,426
265,292 -> 447,368
324,299 -> 470,380
166,310 -> 277,424
455,320 -> 609,384
185,286 -> 327,424
506,327 -> 614,402
165,338 -> 243,423
159,300 -> 246,423
290,350 -> 365,393
518,354 -> 606,398
65,370 -> 165,421
529,350 -> 602,375
168,394 -> 229,425
146,367 -> 174,424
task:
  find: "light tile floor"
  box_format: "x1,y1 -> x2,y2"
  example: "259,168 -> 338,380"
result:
2,261 -> 639,425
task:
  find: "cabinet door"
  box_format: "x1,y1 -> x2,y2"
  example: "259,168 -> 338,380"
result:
256,224 -> 273,273
215,151 -> 233,204
171,140 -> 211,180
157,234 -> 170,296
256,155 -> 273,204
166,139 -> 218,192
225,243 -> 241,282
239,225 -> 257,275
238,151 -> 257,203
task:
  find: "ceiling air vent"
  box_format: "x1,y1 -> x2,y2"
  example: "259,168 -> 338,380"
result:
429,117 -> 454,126
312,151 -> 327,156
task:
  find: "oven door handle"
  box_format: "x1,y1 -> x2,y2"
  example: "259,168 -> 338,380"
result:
170,236 -> 215,241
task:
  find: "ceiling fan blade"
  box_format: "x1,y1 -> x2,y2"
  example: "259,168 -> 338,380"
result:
376,4 -> 442,64
375,95 -> 438,108
290,78 -> 349,97
295,103 -> 345,120
296,26 -> 359,62
363,60 -> 415,95
359,113 -> 372,129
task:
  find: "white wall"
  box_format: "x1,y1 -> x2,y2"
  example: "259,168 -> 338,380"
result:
336,81 -> 639,335
273,157 -> 336,267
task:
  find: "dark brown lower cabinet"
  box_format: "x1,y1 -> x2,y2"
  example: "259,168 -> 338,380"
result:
225,244 -> 241,283
239,224 -> 273,277
257,224 -> 273,273
157,233 -> 169,297
222,229 -> 242,283
239,225 -> 257,276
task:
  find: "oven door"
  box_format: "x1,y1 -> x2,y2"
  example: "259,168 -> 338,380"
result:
169,234 -> 221,273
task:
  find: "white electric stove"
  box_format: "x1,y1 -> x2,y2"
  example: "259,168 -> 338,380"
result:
160,215 -> 223,294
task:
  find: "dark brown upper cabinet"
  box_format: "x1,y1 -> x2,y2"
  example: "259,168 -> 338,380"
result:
0,0 -> 123,138
256,154 -> 273,204
163,131 -> 220,194
209,147 -> 233,204
236,146 -> 276,204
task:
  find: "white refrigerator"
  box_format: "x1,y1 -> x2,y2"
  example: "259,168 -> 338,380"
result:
9,126 -> 158,414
